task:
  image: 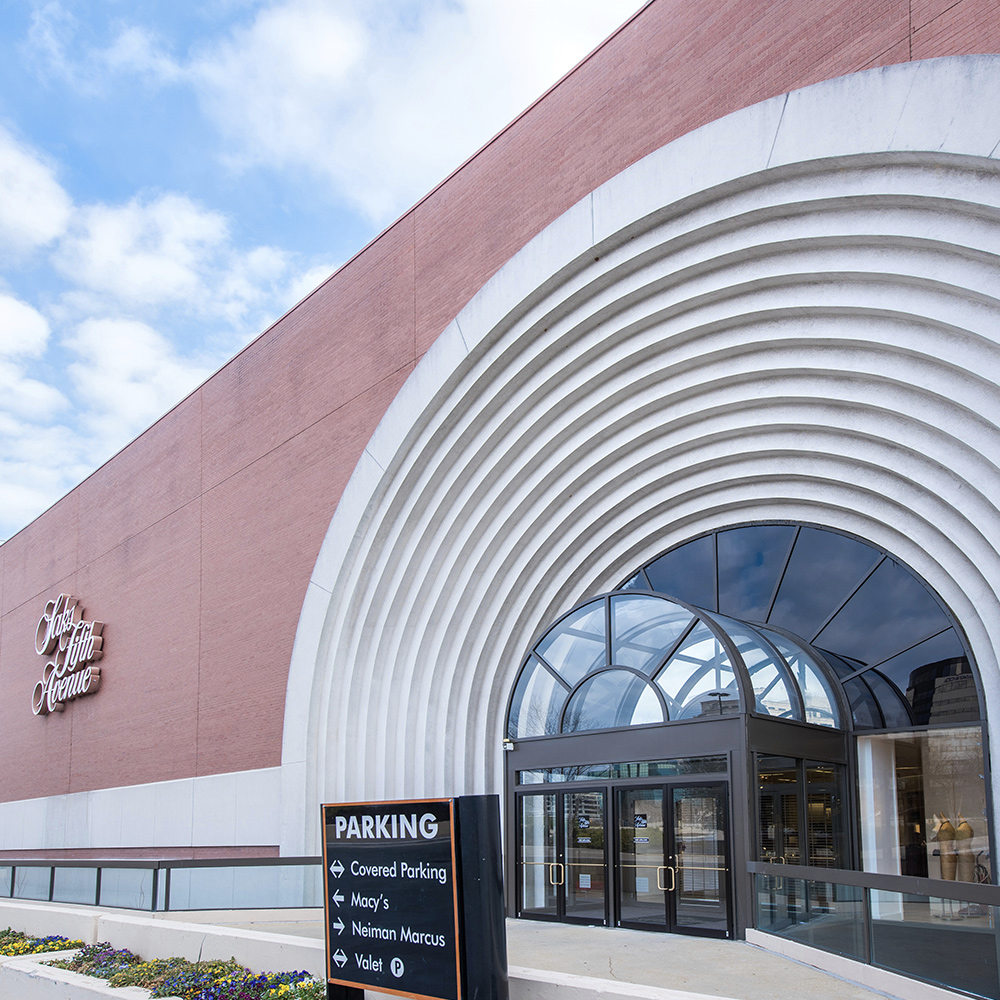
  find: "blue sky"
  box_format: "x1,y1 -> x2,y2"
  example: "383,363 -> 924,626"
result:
0,0 -> 641,541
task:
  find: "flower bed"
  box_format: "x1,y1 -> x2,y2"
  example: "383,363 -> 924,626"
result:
0,926 -> 85,956
50,943 -> 325,999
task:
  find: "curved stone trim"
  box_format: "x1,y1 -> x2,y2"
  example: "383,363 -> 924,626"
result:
281,56 -> 1000,854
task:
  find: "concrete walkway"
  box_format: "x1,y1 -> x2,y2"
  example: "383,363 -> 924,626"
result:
503,921 -> 885,1000
213,915 -> 892,1000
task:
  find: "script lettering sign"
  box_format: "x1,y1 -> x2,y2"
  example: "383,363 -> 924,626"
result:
31,594 -> 104,716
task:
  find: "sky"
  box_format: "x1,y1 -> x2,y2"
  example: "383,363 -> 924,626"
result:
0,0 -> 643,542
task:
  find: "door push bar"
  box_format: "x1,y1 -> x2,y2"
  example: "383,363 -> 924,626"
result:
656,865 -> 676,891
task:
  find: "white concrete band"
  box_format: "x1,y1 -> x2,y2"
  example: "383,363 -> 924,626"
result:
282,55 -> 1000,855
0,768 -> 280,854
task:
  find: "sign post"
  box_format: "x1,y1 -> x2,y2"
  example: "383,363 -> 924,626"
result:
322,795 -> 507,1000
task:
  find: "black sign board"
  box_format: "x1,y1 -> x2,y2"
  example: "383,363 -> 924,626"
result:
322,795 -> 507,1000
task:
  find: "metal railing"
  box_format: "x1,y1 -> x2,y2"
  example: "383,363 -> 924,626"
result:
750,861 -> 1000,1000
0,856 -> 323,912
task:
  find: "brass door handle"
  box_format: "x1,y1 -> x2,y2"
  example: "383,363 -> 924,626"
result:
549,862 -> 565,885
657,866 -> 675,891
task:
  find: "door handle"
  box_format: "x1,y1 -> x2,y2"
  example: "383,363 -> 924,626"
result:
549,862 -> 565,885
656,866 -> 675,891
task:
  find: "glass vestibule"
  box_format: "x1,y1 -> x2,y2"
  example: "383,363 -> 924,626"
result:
506,521 -> 992,986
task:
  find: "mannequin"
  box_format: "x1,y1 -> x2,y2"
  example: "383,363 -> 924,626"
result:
935,813 -> 957,880
955,815 -> 975,882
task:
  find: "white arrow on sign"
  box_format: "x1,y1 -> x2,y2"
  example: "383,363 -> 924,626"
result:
332,917 -> 345,935
330,860 -> 345,877
333,949 -> 348,968
331,890 -> 344,907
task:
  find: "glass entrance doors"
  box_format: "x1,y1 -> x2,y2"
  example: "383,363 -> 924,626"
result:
518,789 -> 609,924
517,782 -> 730,936
617,784 -> 730,936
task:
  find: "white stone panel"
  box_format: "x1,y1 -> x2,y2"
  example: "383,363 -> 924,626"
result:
0,769 -> 280,853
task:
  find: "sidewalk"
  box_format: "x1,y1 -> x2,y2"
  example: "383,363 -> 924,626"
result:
211,915 -> 893,1000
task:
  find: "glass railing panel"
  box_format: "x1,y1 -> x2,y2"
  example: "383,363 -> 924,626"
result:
165,867 -> 228,909
870,890 -> 999,999
13,866 -> 50,901
98,867 -> 155,909
52,867 -> 98,905
754,876 -> 865,960
166,864 -> 322,909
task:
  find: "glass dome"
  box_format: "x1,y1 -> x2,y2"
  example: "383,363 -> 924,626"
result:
506,592 -> 843,739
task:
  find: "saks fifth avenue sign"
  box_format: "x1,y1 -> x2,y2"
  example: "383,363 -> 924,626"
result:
31,594 -> 104,716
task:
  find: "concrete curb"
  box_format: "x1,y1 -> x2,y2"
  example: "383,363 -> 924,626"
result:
0,900 -> 325,976
97,913 -> 325,975
0,949 -> 179,1000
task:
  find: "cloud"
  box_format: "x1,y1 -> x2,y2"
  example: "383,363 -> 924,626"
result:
66,317 -> 215,450
188,0 -> 642,222
0,292 -> 51,357
100,26 -> 184,82
0,123 -> 73,258
26,2 -> 182,92
0,412 -> 92,540
54,193 -> 230,308
50,191 -> 295,346
0,293 -> 66,419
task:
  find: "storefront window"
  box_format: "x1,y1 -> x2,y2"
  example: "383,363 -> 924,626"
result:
858,727 -> 989,880
758,756 -> 800,864
758,756 -> 847,869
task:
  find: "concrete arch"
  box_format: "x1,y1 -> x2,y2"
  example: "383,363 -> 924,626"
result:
280,56 -> 1000,855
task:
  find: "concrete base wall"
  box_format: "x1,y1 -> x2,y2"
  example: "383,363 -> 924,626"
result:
0,899 -> 325,975
0,949 -> 165,1000
745,929 -> 963,1000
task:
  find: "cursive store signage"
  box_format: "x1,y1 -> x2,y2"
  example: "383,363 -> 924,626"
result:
31,594 -> 104,716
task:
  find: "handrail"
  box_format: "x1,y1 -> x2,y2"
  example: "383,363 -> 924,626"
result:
748,861 -> 1000,906
0,856 -> 322,869
0,856 -> 325,912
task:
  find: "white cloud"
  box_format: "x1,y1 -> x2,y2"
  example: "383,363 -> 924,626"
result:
0,123 -> 73,257
26,2 -> 182,92
0,293 -> 66,420
188,0 -> 642,222
0,292 -> 51,357
100,26 -> 183,82
0,412 -> 91,539
0,360 -> 66,420
66,317 -> 215,451
54,193 -> 230,308
49,191 -> 295,345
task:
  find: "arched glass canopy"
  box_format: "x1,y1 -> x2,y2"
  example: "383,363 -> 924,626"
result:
507,593 -> 843,739
506,523 -> 984,740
